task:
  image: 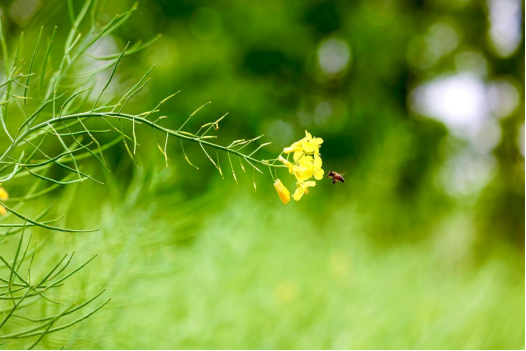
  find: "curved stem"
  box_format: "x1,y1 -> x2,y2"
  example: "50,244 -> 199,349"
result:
1,112 -> 286,169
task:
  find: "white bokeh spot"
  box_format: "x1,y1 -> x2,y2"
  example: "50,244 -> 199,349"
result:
317,38 -> 351,76
487,0 -> 522,57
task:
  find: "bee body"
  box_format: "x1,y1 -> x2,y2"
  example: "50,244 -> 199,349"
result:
327,171 -> 345,184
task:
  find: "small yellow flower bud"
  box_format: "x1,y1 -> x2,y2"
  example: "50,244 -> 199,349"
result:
274,179 -> 290,204
283,145 -> 303,154
0,187 -> 8,201
0,186 -> 8,216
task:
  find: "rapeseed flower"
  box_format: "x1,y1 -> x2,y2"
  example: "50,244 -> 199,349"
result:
275,131 -> 324,203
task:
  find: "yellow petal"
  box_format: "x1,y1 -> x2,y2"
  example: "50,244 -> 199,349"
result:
303,131 -> 323,149
298,155 -> 314,167
274,179 -> 290,204
0,205 -> 5,216
293,162 -> 312,180
284,146 -> 303,154
314,167 -> 324,180
292,187 -> 304,201
284,141 -> 303,154
313,154 -> 322,167
313,137 -> 323,146
304,181 -> 316,188
302,142 -> 316,153
295,170 -> 312,181
293,151 -> 303,161
293,180 -> 316,201
0,187 -> 8,201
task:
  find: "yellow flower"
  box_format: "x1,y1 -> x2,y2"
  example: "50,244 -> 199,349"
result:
306,131 -> 323,148
278,155 -> 310,181
0,186 -> 8,216
293,180 -> 316,201
295,154 -> 324,181
301,131 -> 323,154
295,155 -> 315,181
274,179 -> 290,204
276,130 -> 324,202
284,131 -> 323,156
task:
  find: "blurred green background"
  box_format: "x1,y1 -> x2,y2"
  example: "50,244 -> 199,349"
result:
0,0 -> 524,349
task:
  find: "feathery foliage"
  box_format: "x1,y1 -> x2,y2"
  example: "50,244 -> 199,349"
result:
0,0 -> 294,347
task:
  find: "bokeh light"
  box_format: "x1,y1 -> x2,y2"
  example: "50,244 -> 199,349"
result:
487,0 -> 522,57
317,37 -> 351,77
410,74 -> 489,132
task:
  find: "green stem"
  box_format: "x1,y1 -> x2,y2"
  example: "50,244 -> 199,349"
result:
2,112 -> 286,170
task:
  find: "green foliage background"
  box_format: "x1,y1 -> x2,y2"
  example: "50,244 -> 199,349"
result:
0,0 -> 524,349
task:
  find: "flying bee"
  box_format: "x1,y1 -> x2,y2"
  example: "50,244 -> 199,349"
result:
326,171 -> 345,185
